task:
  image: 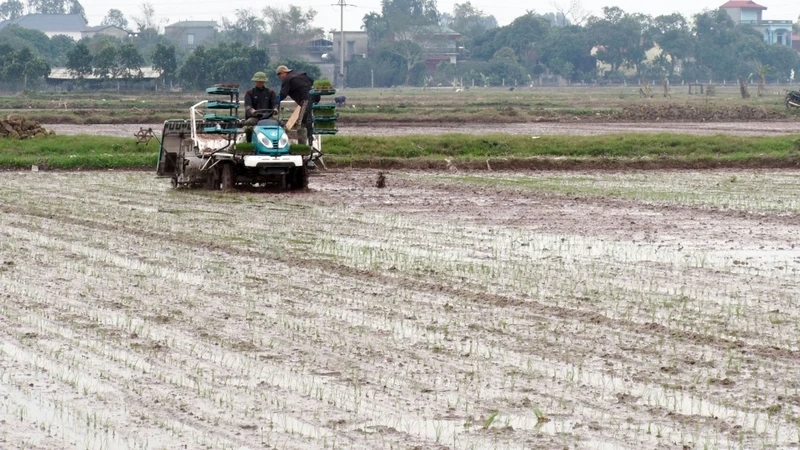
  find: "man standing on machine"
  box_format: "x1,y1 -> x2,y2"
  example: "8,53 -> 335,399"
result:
276,65 -> 320,147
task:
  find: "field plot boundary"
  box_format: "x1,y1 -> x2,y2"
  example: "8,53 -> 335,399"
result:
2,133 -> 800,172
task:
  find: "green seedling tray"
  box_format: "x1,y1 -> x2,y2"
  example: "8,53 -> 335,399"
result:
206,87 -> 239,95
202,127 -> 238,134
313,129 -> 338,135
309,88 -> 336,96
312,114 -> 339,122
204,113 -> 238,121
312,102 -> 337,109
206,101 -> 239,109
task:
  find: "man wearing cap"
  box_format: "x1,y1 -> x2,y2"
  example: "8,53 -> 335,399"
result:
243,71 -> 278,142
276,65 -> 320,146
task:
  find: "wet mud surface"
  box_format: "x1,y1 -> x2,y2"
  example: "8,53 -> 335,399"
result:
2,170 -> 800,449
45,121 -> 800,137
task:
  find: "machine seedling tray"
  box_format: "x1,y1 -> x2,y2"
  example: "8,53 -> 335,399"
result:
206,87 -> 239,95
202,127 -> 239,134
204,113 -> 239,121
312,114 -> 339,122
206,101 -> 239,109
312,127 -> 339,134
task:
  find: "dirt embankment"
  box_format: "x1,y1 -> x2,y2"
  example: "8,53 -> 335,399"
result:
0,116 -> 52,139
20,102 -> 800,126
615,104 -> 789,121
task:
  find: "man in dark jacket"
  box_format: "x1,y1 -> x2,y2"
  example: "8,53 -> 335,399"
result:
243,71 -> 278,142
276,65 -> 320,146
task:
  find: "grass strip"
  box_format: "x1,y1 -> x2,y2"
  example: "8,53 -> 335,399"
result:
323,133 -> 800,159
0,133 -> 799,170
0,135 -> 159,169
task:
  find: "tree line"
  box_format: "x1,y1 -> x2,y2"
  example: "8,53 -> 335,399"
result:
0,0 -> 798,90
351,0 -> 800,87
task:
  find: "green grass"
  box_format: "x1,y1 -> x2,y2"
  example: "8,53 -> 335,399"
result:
324,133 -> 800,160
1,133 -> 799,170
0,135 -> 158,169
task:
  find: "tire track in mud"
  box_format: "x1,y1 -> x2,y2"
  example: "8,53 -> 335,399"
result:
3,199 -> 680,448
1,211 -> 582,449
0,185 -> 792,446
0,222 -> 438,449
2,171 -> 800,449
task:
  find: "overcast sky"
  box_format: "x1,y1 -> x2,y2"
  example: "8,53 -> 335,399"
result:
78,0 -> 799,34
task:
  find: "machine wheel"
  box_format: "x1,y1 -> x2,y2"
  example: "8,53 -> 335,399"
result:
204,167 -> 220,190
221,163 -> 235,190
279,173 -> 287,191
292,166 -> 308,190
170,176 -> 178,189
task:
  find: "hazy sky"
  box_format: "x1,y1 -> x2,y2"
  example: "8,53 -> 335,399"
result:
79,0 -> 798,34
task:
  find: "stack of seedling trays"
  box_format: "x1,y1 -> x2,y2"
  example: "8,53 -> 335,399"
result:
203,84 -> 240,135
310,81 -> 338,135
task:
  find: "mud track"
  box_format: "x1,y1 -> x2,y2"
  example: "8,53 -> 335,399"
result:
1,170 -> 800,449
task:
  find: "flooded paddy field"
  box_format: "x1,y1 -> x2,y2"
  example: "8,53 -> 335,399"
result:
1,169 -> 800,449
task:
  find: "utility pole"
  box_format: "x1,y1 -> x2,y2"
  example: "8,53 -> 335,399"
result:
334,0 -> 351,89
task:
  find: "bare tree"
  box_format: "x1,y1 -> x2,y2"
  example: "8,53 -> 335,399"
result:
132,3 -> 162,33
550,0 -> 590,26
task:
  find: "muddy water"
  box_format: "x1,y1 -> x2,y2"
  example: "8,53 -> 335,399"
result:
45,121 -> 800,137
1,170 -> 799,449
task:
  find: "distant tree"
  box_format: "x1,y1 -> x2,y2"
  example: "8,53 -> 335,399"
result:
118,43 -> 144,78
27,0 -> 85,19
49,35 -> 75,66
492,46 -> 517,61
540,12 -> 569,27
588,7 -> 653,76
487,46 -> 528,85
66,42 -> 92,79
27,0 -> 60,14
151,42 -> 177,85
220,8 -> 267,47
384,40 -> 423,85
93,45 -> 119,79
263,6 -> 323,58
471,13 -> 550,66
0,0 -> 23,20
101,9 -> 129,30
537,24 -> 596,82
381,0 -> 440,40
373,42 -> 412,86
4,47 -> 50,88
763,43 -> 800,82
361,11 -> 390,52
2,25 -> 50,55
67,0 -> 85,21
692,9 -> 741,80
651,13 -> 693,77
450,1 -> 497,39
551,0 -> 590,26
177,42 -> 269,89
81,34 -> 123,56
132,3 -> 162,45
